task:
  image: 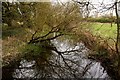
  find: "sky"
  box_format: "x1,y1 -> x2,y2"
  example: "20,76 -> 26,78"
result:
53,0 -> 120,17
89,0 -> 120,16
5,0 -> 120,17
51,0 -> 118,17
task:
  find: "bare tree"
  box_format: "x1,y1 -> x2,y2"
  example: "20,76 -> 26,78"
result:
115,0 -> 120,78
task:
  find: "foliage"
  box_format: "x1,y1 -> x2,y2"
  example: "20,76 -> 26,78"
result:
2,2 -> 34,27
86,17 -> 116,23
21,41 -> 53,61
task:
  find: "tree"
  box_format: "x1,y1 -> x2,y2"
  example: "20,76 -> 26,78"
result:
3,0 -> 119,79
3,1 -> 91,79
2,2 -> 34,27
115,0 -> 120,78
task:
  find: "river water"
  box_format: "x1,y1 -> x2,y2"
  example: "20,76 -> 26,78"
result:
13,39 -> 111,79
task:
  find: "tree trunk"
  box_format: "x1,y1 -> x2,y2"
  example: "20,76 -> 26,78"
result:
114,0 -> 120,79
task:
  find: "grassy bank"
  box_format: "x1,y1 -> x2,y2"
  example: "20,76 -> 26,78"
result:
90,23 -> 117,39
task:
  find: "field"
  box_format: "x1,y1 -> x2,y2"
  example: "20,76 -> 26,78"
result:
90,23 -> 117,39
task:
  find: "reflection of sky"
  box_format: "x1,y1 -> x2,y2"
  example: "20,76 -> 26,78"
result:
52,39 -> 109,78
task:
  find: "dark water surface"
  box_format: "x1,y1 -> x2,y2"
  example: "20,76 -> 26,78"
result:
3,39 -> 111,80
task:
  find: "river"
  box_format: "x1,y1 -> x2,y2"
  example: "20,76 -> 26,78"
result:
11,39 -> 111,79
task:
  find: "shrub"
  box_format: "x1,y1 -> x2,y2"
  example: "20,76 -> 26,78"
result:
86,17 -> 115,23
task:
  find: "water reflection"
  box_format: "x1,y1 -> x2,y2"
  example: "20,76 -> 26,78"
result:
13,60 -> 37,78
13,39 -> 111,79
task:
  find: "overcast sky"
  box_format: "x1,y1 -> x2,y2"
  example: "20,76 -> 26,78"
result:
6,0 -> 120,16
51,0 -> 119,17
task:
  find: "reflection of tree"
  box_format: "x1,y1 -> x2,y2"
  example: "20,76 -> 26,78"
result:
13,39 -> 103,79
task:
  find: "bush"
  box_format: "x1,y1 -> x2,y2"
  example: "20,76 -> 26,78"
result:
21,42 -> 53,61
86,17 -> 115,23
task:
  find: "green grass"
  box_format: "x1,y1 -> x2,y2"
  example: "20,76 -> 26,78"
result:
90,23 -> 117,39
